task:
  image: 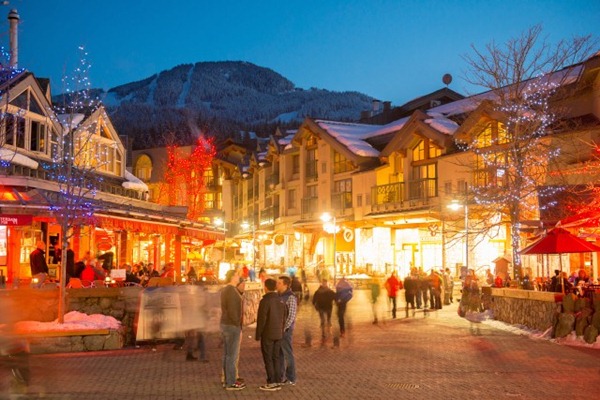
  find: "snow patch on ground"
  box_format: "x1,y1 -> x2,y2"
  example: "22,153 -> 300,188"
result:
13,311 -> 121,332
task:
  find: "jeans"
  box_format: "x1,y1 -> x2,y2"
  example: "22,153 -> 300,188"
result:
221,323 -> 241,386
260,338 -> 282,384
280,328 -> 296,382
388,296 -> 397,318
337,301 -> 348,335
318,309 -> 332,339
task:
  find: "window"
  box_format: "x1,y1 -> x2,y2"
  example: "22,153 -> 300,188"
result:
357,194 -> 362,207
474,153 -> 508,187
411,163 -> 437,198
30,121 -> 46,153
115,151 -> 123,175
475,121 -> 510,148
412,139 -> 440,161
288,189 -> 297,209
333,179 -> 352,209
292,154 -> 300,174
444,181 -> 452,196
134,154 -> 153,181
333,150 -> 353,174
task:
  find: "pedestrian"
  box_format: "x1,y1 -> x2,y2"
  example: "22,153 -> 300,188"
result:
256,278 -> 285,391
221,269 -> 246,391
29,240 -> 49,288
335,276 -> 353,338
404,272 -> 417,317
277,275 -> 297,386
384,272 -> 401,319
64,243 -> 76,284
290,274 -> 303,304
312,279 -> 336,343
183,287 -> 208,363
369,277 -> 381,324
443,268 -> 454,304
429,270 -> 442,310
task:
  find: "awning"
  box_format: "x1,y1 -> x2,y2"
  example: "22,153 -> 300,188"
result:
94,214 -> 223,241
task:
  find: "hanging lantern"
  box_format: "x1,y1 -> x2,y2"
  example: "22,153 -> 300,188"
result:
274,234 -> 285,245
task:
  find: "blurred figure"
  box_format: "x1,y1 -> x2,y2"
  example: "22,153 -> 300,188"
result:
125,265 -> 141,284
443,268 -> 454,305
494,275 -> 503,288
335,277 -> 353,338
384,272 -> 401,319
312,280 -> 336,343
404,272 -> 417,317
370,277 -> 381,324
290,274 -> 303,304
29,240 -> 49,288
429,270 -> 442,310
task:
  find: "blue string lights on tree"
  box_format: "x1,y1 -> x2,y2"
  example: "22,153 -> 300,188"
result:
45,45 -> 103,228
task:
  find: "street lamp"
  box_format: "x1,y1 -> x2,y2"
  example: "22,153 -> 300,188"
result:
241,221 -> 256,272
447,199 -> 469,272
214,217 -> 226,262
321,212 -> 339,285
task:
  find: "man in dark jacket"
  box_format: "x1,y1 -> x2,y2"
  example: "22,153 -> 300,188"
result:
312,280 -> 336,342
221,269 -> 245,391
404,273 -> 418,317
256,278 -> 285,392
29,240 -> 49,288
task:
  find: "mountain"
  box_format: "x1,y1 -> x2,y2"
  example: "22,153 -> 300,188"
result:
70,61 -> 375,149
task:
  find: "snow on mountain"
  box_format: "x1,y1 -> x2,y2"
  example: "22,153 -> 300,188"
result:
54,61 -> 374,149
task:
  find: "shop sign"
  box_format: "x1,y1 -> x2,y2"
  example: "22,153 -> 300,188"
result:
0,214 -> 33,226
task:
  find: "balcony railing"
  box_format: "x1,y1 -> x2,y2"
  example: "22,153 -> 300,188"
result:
371,178 -> 437,213
260,204 -> 279,228
305,160 -> 318,181
301,196 -> 318,220
1,163 -> 146,201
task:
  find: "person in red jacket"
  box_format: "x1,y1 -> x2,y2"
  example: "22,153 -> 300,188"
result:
384,272 -> 402,319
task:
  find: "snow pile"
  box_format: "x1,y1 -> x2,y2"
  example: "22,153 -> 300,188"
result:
122,170 -> 149,192
425,113 -> 459,135
0,148 -> 39,169
481,317 -> 600,349
13,311 -> 121,332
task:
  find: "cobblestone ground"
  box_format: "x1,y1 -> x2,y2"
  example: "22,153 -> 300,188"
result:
1,285 -> 599,399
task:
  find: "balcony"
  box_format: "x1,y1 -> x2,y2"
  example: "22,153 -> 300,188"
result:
259,204 -> 279,229
265,174 -> 279,194
301,196 -> 318,220
371,178 -> 437,213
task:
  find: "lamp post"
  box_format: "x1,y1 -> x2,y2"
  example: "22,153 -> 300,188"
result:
447,199 -> 469,272
241,221 -> 256,272
321,212 -> 338,285
214,217 -> 226,263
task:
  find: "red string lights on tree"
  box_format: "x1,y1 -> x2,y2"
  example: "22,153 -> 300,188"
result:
159,135 -> 216,221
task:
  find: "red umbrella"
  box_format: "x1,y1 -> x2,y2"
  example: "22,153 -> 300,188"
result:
520,227 -> 600,255
520,228 -> 600,254
520,227 -> 600,293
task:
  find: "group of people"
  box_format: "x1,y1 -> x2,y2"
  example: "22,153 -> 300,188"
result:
220,268 -> 299,391
311,277 -> 354,342
369,268 -> 454,321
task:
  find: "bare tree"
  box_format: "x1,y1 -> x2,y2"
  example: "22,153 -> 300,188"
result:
49,46 -> 106,323
455,25 -> 596,281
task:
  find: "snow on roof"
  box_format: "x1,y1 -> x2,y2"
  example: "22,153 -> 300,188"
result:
57,113 -> 86,131
0,148 -> 39,169
315,119 -> 409,158
428,65 -> 584,118
13,311 -> 121,332
425,113 -> 459,135
123,170 -> 149,192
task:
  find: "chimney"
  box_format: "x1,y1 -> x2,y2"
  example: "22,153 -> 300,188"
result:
383,101 -> 391,112
372,99 -> 381,114
8,9 -> 19,68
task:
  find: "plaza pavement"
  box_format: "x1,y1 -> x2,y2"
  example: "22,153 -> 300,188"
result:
1,285 -> 599,400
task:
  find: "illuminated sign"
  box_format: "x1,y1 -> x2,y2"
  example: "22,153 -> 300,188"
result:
0,214 -> 33,226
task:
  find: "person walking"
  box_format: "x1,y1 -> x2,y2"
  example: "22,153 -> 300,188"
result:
370,277 -> 381,324
404,272 -> 417,317
277,276 -> 297,386
384,272 -> 401,319
335,276 -> 353,338
256,278 -> 285,392
429,269 -> 442,310
29,240 -> 49,288
312,280 -> 336,343
443,268 -> 454,304
220,270 -> 245,391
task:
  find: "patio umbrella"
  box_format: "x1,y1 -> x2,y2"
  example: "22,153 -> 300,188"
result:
519,227 -> 600,293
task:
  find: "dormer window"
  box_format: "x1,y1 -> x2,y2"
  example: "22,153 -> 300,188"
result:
475,121 -> 509,148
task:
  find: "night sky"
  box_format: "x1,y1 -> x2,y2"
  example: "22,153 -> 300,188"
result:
4,0 -> 599,105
